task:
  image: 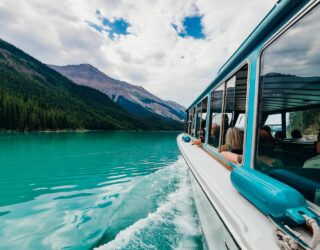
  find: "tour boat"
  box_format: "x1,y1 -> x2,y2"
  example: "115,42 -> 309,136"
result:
178,0 -> 320,249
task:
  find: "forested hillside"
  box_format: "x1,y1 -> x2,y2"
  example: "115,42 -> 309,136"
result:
0,39 -> 183,131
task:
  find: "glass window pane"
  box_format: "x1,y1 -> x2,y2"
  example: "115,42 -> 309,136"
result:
256,4 -> 320,205
208,84 -> 224,148
194,103 -> 202,139
264,114 -> 282,136
194,98 -> 208,141
190,107 -> 195,137
220,65 -> 248,158
221,76 -> 236,146
235,114 -> 246,130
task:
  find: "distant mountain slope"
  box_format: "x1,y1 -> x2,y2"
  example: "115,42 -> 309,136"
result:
49,64 -> 186,121
0,39 -> 182,131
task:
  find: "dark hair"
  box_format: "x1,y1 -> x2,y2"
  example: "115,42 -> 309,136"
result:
201,119 -> 206,130
291,129 -> 302,139
258,129 -> 274,156
262,125 -> 272,134
274,131 -> 285,140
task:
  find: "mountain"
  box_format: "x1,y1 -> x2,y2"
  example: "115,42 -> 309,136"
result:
48,64 -> 186,121
0,39 -> 183,131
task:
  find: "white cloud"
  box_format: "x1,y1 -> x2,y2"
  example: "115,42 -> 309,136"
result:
0,0 -> 275,107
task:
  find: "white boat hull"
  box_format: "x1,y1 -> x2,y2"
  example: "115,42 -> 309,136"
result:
177,134 -> 279,250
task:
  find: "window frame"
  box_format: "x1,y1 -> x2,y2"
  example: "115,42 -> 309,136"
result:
252,0 -> 320,167
204,60 -> 250,168
200,96 -> 209,140
189,106 -> 196,137
194,102 -> 202,139
208,81 -> 225,151
194,96 -> 209,140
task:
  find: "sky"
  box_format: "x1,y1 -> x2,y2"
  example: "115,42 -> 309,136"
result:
0,0 -> 275,107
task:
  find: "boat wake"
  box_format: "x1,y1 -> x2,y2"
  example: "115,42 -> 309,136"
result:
0,156 -> 204,249
95,157 -> 204,250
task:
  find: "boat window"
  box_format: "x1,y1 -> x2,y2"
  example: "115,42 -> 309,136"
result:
194,103 -> 202,139
189,107 -> 195,137
198,97 -> 208,142
220,64 -> 248,160
221,76 -> 236,145
184,111 -> 189,133
187,109 -> 191,135
255,4 -> 320,205
264,114 -> 282,136
286,110 -> 319,141
235,113 -> 246,130
208,84 -> 224,149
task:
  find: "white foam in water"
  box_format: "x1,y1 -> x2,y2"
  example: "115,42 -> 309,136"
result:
96,157 -> 203,250
32,187 -> 49,191
0,157 -> 203,249
50,185 -> 78,190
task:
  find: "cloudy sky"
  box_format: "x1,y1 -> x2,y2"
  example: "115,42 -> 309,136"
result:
0,0 -> 275,107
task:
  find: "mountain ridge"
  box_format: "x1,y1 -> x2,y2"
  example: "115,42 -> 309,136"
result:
49,64 -> 186,121
0,38 -> 183,131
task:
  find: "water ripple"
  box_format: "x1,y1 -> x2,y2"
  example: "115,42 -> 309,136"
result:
0,132 -> 203,249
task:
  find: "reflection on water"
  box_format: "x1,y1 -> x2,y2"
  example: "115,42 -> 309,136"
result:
0,132 -> 204,249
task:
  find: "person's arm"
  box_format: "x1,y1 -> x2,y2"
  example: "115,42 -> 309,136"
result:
220,151 -> 242,164
192,139 -> 202,146
220,144 -> 227,152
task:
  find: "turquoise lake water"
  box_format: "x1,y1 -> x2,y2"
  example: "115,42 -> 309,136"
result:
0,131 -> 204,249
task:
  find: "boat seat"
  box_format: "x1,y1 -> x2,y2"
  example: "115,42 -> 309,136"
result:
272,142 -> 317,167
269,168 -> 320,204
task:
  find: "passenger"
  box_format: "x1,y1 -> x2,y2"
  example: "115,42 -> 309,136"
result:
262,125 -> 272,136
221,127 -> 243,153
303,133 -> 320,168
199,131 -> 205,143
199,119 -> 206,143
209,123 -> 220,147
256,130 -> 284,168
261,125 -> 275,146
193,131 -> 205,146
201,119 -> 206,130
193,119 -> 206,145
274,131 -> 286,140
303,142 -> 320,168
192,139 -> 202,146
222,115 -> 230,139
291,129 -> 306,142
261,125 -> 275,145
193,120 -> 206,146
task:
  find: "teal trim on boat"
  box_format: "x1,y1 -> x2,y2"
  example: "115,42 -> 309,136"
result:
230,167 -> 316,226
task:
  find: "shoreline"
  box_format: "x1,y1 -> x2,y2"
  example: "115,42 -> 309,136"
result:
0,129 -> 182,133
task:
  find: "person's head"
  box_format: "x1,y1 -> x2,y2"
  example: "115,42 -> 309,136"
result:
259,129 -> 274,145
291,129 -> 302,139
223,115 -> 229,129
225,127 -> 243,150
200,130 -> 205,143
211,123 -> 220,136
274,131 -> 285,140
258,129 -> 274,156
262,125 -> 272,135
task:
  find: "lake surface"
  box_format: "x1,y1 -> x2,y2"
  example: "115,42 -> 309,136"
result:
0,131 -> 204,249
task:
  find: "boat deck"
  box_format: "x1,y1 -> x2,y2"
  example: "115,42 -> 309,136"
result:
177,134 -> 279,250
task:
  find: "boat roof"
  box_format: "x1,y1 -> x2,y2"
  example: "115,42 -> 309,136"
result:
187,0 -> 311,111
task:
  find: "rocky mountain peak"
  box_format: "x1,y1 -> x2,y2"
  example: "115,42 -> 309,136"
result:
49,64 -> 186,121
